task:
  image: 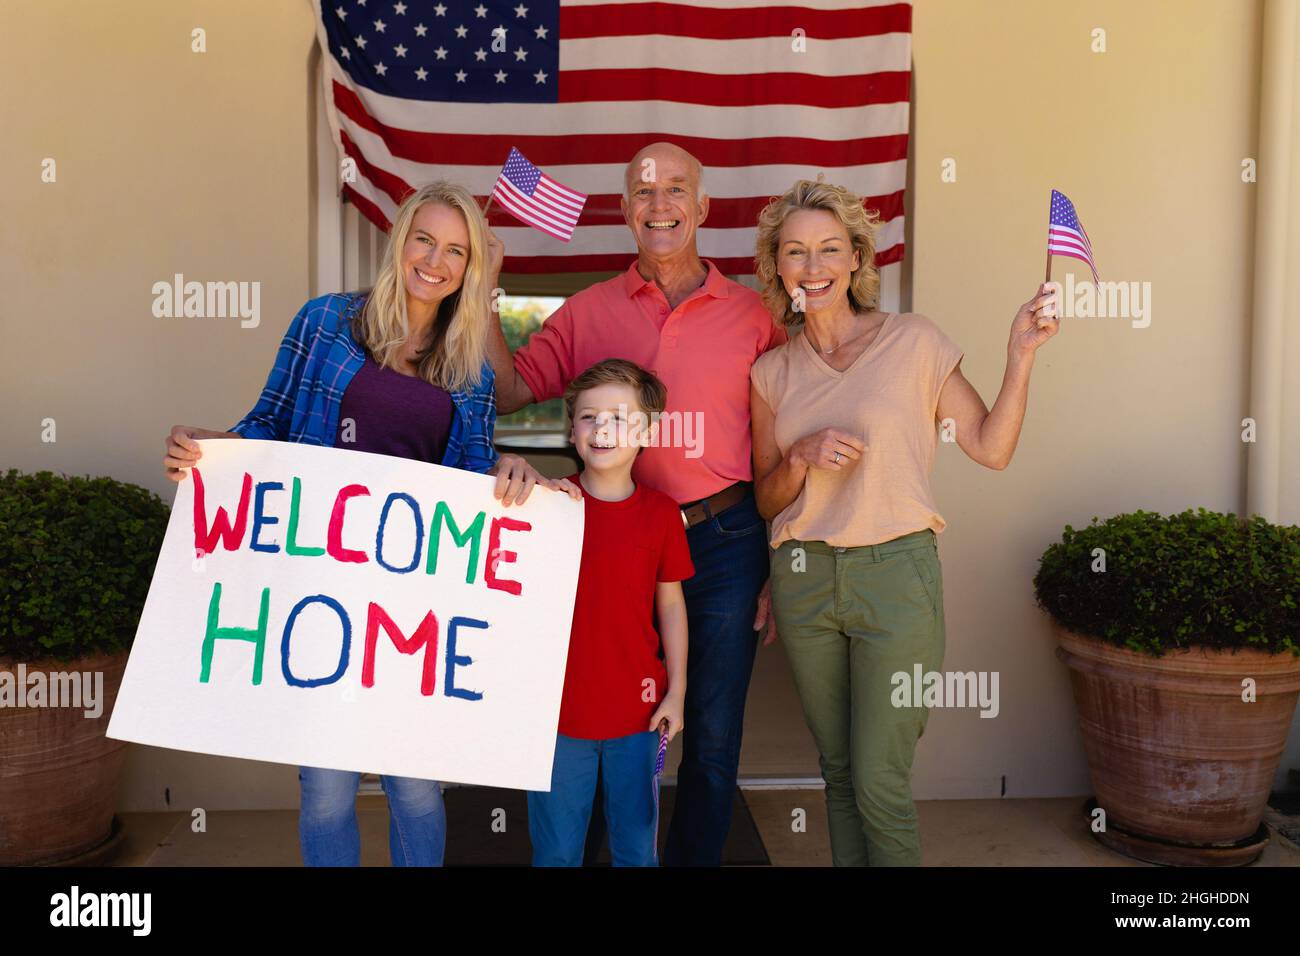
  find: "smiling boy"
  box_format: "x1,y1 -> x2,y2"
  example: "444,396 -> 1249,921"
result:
527,359 -> 693,867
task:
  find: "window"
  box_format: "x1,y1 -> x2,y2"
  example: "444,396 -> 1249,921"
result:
496,295 -> 565,431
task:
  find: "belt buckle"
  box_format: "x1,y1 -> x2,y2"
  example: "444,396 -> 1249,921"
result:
681,508 -> 690,529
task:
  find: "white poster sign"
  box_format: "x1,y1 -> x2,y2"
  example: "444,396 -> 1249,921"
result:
107,439 -> 584,790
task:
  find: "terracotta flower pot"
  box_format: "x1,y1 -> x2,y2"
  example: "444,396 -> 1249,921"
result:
1054,623 -> 1300,854
0,650 -> 130,865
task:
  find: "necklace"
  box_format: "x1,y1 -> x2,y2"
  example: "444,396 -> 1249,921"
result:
807,318 -> 872,354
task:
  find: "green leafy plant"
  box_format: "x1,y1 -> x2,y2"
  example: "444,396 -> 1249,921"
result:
1034,508 -> 1299,657
0,469 -> 170,662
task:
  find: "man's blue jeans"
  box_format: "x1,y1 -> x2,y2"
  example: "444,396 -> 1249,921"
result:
298,766 -> 446,866
528,731 -> 661,866
664,487 -> 770,866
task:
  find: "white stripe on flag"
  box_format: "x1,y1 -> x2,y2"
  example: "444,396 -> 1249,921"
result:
536,178 -> 586,209
557,34 -> 912,76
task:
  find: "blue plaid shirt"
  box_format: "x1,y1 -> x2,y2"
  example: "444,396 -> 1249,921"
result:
229,291 -> 498,474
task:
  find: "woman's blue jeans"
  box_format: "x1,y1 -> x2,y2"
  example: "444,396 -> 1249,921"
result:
298,766 -> 447,866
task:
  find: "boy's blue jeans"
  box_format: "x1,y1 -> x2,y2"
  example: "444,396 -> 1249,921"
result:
298,766 -> 446,866
528,731 -> 661,866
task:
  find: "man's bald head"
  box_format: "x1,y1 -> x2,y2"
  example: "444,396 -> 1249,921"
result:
624,142 -> 706,200
621,142 -> 710,266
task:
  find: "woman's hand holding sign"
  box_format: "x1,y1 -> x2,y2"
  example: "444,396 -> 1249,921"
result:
490,453 -> 582,506
164,425 -> 240,482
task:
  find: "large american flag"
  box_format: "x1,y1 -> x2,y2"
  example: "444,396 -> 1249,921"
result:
314,0 -> 912,274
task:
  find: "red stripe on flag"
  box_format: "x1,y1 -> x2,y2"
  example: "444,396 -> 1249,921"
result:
560,2 -> 912,40
557,69 -> 911,108
340,130 -> 415,207
343,184 -> 392,233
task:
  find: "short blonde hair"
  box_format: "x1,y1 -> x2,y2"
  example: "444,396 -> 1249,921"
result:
354,181 -> 491,391
754,179 -> 883,327
563,359 -> 667,424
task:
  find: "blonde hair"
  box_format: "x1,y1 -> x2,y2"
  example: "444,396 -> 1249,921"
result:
754,179 -> 883,327
354,181 -> 491,391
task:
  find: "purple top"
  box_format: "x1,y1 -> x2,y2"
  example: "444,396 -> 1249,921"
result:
334,356 -> 454,464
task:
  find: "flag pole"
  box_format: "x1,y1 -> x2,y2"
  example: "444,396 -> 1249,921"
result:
482,194 -> 495,219
1044,190 -> 1053,285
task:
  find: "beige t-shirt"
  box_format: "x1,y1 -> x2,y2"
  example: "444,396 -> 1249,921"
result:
750,312 -> 964,549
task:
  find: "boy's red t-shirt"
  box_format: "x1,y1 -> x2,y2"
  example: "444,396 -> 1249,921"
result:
558,473 -> 695,740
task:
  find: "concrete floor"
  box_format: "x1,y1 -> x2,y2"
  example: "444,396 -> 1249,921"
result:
98,603 -> 1300,868
109,793 -> 1300,867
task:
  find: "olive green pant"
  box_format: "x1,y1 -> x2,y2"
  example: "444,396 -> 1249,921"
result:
770,531 -> 945,867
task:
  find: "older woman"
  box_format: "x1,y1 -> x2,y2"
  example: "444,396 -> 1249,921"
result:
162,181 -> 571,867
750,179 -> 1058,866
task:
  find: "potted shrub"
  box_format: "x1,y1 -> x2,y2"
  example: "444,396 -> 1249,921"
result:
0,469 -> 169,865
1034,508 -> 1300,865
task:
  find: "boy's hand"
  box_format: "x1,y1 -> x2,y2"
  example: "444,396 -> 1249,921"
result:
648,691 -> 685,742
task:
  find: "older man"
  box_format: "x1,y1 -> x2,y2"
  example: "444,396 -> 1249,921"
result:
485,143 -> 785,866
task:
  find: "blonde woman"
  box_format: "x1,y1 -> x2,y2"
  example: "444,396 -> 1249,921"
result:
161,181 -> 567,866
749,180 -> 1058,866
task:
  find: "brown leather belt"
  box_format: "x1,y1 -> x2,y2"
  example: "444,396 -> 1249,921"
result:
680,481 -> 750,529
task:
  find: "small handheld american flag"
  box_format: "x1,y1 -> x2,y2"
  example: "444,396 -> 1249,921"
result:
490,147 -> 587,243
1047,189 -> 1099,284
654,721 -> 669,777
